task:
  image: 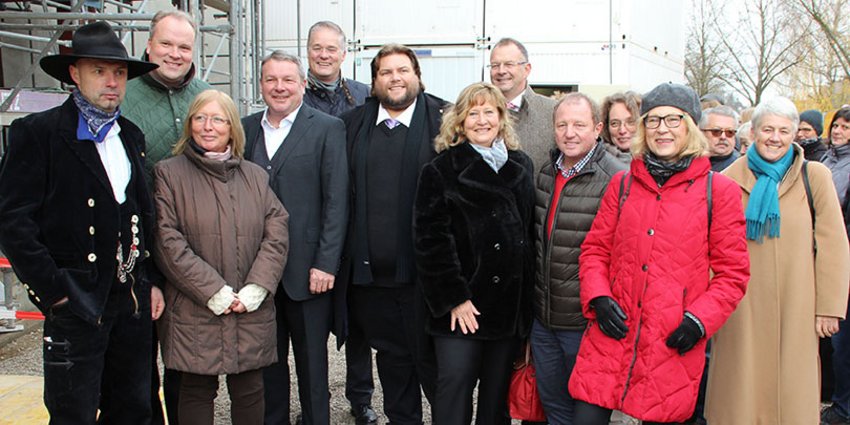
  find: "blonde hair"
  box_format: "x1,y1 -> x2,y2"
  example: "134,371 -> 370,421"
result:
434,82 -> 518,153
173,90 -> 245,158
630,110 -> 707,160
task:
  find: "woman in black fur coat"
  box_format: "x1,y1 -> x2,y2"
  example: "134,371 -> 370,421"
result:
414,82 -> 535,425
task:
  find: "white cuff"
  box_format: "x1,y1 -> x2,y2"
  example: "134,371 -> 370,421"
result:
207,285 -> 235,315
237,284 -> 269,313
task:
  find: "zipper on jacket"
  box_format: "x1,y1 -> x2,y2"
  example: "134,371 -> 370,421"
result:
621,318 -> 642,403
541,167 -> 594,325
621,280 -> 649,403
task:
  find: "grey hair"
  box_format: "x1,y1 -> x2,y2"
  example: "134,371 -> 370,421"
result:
308,21 -> 346,49
751,97 -> 799,133
738,121 -> 752,135
261,50 -> 306,81
493,38 -> 529,62
699,105 -> 740,128
151,10 -> 197,37
553,92 -> 601,125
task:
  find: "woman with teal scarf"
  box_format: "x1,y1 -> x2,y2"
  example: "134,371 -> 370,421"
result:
706,96 -> 850,425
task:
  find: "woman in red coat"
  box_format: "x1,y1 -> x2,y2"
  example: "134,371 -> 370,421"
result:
568,83 -> 750,424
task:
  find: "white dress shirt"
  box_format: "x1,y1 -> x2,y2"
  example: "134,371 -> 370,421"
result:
262,103 -> 303,159
375,99 -> 417,128
93,121 -> 131,204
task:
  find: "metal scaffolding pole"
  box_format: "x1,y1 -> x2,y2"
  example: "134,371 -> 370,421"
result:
0,0 -> 250,115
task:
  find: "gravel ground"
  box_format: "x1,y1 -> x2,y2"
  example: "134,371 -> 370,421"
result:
0,323 -> 417,424
0,323 -> 642,424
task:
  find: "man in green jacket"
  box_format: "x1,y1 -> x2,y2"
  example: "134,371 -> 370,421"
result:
123,9 -> 212,189
122,10 -> 211,425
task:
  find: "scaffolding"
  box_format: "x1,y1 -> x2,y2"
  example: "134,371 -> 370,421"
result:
0,0 -> 264,117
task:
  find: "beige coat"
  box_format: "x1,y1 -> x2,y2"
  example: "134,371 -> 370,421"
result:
154,147 -> 289,375
707,145 -> 850,424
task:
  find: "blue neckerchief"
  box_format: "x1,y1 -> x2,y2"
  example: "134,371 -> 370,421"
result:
469,138 -> 509,172
745,144 -> 795,242
72,89 -> 120,143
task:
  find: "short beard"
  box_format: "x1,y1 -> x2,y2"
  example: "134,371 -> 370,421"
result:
378,86 -> 419,112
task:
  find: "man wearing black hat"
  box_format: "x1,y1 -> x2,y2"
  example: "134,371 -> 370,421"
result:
0,21 -> 162,424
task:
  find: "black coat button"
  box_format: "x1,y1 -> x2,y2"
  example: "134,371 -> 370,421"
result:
642,264 -> 648,271
648,229 -> 654,236
492,276 -> 500,283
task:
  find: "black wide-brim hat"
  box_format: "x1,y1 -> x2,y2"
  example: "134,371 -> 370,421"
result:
39,21 -> 158,85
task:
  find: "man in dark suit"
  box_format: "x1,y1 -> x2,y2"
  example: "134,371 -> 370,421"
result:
340,43 -> 447,425
242,50 -> 348,425
0,21 -> 162,424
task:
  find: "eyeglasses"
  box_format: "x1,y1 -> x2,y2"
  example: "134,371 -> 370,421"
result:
703,128 -> 737,138
644,114 -> 684,129
192,114 -> 230,127
309,45 -> 340,55
486,61 -> 528,70
609,119 -> 637,130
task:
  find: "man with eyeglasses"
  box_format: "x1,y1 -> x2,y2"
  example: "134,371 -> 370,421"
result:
700,106 -> 741,171
242,51 -> 349,425
489,37 -> 557,171
796,109 -> 828,161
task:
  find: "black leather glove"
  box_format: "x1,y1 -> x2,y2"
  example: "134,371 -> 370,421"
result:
590,296 -> 629,340
666,314 -> 704,355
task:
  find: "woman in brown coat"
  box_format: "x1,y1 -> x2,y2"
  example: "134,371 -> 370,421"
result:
154,90 -> 289,425
706,96 -> 850,424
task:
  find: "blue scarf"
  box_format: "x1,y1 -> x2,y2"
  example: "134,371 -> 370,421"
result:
72,89 -> 120,143
745,144 -> 795,242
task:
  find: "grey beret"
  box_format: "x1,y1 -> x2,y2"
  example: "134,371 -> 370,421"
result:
799,109 -> 823,136
640,83 -> 702,123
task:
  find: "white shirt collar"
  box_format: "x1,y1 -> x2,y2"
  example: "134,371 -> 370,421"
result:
376,98 -> 417,127
508,91 -> 524,109
262,102 -> 303,130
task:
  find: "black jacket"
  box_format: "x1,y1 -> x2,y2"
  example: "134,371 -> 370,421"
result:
415,143 -> 535,339
534,143 -> 626,330
304,77 -> 369,118
336,92 -> 447,342
0,98 -> 156,325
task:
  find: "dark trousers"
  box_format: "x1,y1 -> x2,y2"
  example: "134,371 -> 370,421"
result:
344,315 -> 374,408
178,369 -> 263,425
43,288 -> 152,425
151,326 -> 181,425
350,285 -> 425,425
529,319 -> 582,425
573,401 -> 685,425
263,291 -> 332,425
831,303 -> 850,417
432,335 -> 518,425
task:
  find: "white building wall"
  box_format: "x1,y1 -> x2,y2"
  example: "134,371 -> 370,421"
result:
260,0 -> 685,101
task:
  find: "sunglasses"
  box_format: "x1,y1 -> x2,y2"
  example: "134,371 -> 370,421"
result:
703,128 -> 737,138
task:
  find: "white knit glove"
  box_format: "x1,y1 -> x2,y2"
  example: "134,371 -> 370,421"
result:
206,285 -> 236,315
237,283 -> 269,313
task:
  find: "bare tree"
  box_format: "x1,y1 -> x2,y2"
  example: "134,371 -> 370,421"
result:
684,0 -> 726,97
715,0 -> 806,105
795,0 -> 850,81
